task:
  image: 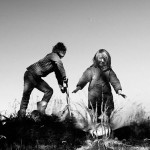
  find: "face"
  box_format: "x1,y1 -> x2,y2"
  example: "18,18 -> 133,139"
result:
58,51 -> 66,58
96,53 -> 106,67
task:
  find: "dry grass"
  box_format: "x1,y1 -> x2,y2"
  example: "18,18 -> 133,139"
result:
1,98 -> 150,150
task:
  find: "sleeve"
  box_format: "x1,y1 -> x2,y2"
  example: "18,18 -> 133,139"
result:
108,69 -> 122,93
50,53 -> 66,86
76,68 -> 92,90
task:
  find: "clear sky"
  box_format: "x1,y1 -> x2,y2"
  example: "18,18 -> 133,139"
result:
1,0 -> 150,114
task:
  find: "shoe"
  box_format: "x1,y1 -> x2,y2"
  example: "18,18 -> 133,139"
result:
37,101 -> 47,114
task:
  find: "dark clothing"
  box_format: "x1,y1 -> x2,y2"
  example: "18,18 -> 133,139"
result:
76,65 -> 122,117
27,52 -> 66,86
20,52 -> 66,110
20,71 -> 53,110
88,93 -> 114,117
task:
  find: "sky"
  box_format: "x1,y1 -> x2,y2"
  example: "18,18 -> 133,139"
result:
1,0 -> 150,114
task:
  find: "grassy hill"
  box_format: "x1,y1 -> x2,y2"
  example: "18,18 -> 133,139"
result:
1,110 -> 150,150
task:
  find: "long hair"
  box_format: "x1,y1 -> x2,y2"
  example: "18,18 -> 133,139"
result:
93,49 -> 111,70
52,42 -> 67,53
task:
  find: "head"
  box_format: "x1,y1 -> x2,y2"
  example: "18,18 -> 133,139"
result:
52,42 -> 67,58
93,49 -> 111,69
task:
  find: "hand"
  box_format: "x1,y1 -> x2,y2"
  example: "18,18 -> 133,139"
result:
62,77 -> 68,89
72,89 -> 78,93
117,90 -> 127,99
63,77 -> 68,84
59,84 -> 67,93
61,87 -> 67,93
120,93 -> 127,99
72,86 -> 81,93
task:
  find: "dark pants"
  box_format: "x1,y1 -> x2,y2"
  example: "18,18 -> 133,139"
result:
88,93 -> 114,118
20,70 -> 53,110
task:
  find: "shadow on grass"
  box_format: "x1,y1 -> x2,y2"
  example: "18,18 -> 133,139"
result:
1,111 -> 150,149
114,119 -> 150,146
0,111 -> 88,150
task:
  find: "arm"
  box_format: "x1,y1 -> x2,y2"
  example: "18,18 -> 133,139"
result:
51,53 -> 66,86
50,53 -> 68,93
108,69 -> 126,98
72,68 -> 92,93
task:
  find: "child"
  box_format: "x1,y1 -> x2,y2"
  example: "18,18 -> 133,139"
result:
72,49 -> 126,119
18,42 -> 68,117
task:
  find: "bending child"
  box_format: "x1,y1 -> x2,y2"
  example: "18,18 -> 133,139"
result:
18,42 -> 68,117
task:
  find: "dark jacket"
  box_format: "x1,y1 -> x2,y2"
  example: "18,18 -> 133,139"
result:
77,65 -> 122,97
27,52 -> 66,85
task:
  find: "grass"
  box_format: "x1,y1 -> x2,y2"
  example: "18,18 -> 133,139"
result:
0,112 -> 88,150
1,99 -> 150,150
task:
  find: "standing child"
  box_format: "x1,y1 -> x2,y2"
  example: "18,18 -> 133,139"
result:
18,42 -> 68,117
72,49 -> 126,120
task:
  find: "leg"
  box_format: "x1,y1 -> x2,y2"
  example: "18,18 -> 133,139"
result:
88,94 -> 102,118
88,94 -> 97,110
88,90 -> 103,117
36,79 -> 53,113
103,94 -> 114,138
19,71 -> 35,117
98,94 -> 114,125
36,79 -> 53,103
104,94 -> 114,118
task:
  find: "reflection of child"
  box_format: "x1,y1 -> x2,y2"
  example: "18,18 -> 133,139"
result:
72,49 -> 126,118
18,42 -> 68,117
